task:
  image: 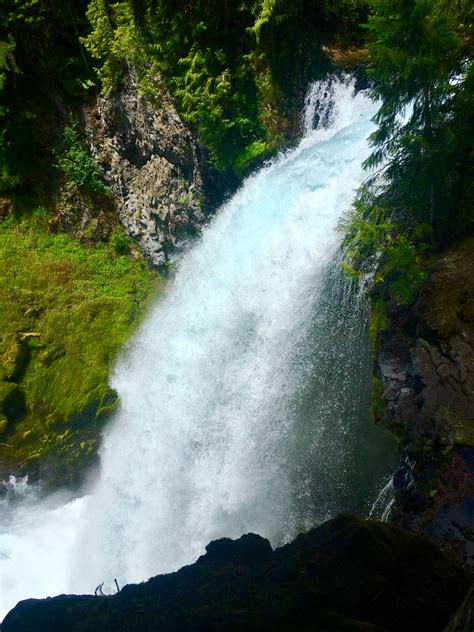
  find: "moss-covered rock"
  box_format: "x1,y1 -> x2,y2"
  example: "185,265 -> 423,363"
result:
0,213 -> 162,489
0,336 -> 29,382
0,413 -> 8,435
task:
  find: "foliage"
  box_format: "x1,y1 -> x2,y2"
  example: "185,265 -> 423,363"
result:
0,34 -> 19,189
0,36 -> 18,91
234,139 -> 269,177
0,0 -> 368,185
0,0 -> 96,192
110,224 -> 129,254
340,194 -> 430,307
83,0 -> 367,175
0,212 -> 161,485
54,121 -> 108,194
83,0 -> 138,94
340,0 -> 473,332
363,0 -> 473,238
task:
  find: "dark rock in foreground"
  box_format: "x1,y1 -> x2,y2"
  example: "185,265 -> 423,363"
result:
2,515 -> 471,632
444,584 -> 474,632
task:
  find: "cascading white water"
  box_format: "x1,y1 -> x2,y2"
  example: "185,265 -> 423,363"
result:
0,77 -> 396,619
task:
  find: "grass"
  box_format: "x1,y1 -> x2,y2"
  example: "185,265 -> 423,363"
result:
0,211 -> 162,488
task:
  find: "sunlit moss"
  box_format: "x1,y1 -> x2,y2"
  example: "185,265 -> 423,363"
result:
0,212 -> 162,487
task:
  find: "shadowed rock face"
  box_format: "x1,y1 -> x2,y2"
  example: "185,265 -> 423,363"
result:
375,239 -> 474,563
444,584 -> 474,632
2,514 -> 471,632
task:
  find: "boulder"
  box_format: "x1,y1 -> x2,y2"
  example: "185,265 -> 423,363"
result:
2,515 -> 470,632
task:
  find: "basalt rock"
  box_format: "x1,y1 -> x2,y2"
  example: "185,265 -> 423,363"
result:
375,238 -> 474,564
82,73 -> 208,265
2,514 -> 470,632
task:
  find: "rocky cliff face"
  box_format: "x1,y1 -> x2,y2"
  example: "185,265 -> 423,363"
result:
82,74 -> 208,265
53,73 -> 209,266
2,514 -> 470,632
375,238 -> 474,564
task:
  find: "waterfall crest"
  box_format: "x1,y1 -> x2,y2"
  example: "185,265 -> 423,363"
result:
0,76 -> 395,617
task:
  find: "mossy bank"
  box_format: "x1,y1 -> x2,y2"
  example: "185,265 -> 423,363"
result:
0,210 -> 161,490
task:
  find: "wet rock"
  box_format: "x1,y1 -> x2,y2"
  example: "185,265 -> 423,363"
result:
201,532 -> 273,566
375,238 -> 474,563
2,514 -> 470,632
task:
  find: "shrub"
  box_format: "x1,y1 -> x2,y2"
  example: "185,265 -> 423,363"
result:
54,121 -> 108,194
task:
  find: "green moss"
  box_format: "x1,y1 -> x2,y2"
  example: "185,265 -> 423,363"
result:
369,298 -> 388,345
438,406 -> 474,447
1,335 -> 28,380
370,375 -> 384,422
0,212 -> 162,486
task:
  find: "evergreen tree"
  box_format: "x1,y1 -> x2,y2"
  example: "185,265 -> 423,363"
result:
364,0 -> 473,237
341,0 -> 473,309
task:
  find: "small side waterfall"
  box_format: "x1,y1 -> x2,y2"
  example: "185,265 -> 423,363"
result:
0,76 -> 396,618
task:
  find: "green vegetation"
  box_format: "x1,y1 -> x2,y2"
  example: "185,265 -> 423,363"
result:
83,0 -> 367,174
0,0 -> 368,189
54,121 -> 108,194
365,0 -> 473,235
340,196 -> 430,308
1,0 -> 470,209
0,212 -> 161,487
0,0 -> 96,194
340,0 -> 473,332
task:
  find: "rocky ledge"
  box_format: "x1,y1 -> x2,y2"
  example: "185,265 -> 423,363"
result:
375,238 -> 474,564
2,514 -> 472,632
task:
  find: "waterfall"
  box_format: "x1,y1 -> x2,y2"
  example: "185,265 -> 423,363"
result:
0,76 -> 395,618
